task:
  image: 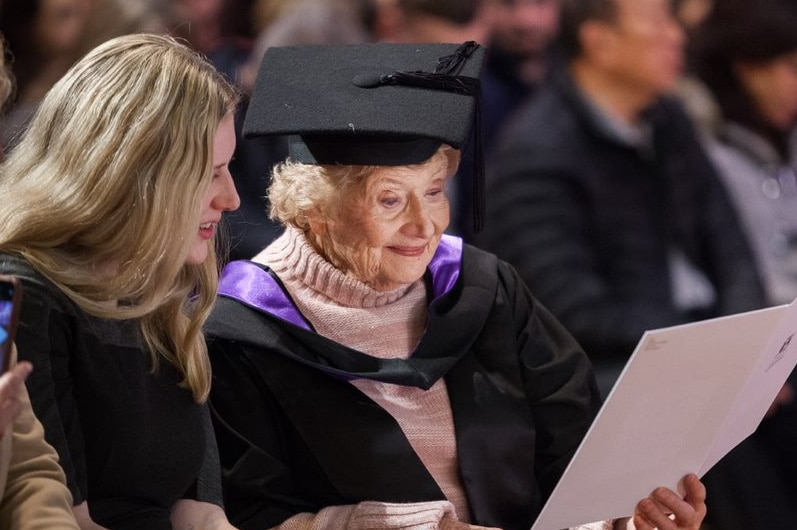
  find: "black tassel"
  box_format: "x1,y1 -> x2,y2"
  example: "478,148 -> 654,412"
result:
435,41 -> 480,76
378,71 -> 480,96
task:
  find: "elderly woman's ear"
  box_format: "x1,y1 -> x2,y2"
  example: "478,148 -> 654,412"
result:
306,209 -> 328,236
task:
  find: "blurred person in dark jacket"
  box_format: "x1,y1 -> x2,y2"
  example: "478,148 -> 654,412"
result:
477,0 -> 766,397
481,0 -> 561,155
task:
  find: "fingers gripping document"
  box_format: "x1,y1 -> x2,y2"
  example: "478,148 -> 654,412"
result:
531,300 -> 797,530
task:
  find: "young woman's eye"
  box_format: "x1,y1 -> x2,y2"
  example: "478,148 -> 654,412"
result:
213,165 -> 230,180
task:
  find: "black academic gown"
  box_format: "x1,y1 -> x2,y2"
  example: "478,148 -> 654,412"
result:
206,235 -> 601,530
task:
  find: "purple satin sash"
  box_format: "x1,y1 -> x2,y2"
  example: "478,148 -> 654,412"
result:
218,234 -> 463,329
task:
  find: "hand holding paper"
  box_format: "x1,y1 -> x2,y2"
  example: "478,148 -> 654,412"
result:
627,473 -> 706,530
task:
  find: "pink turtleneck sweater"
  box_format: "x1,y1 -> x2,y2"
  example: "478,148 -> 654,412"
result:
255,228 -> 470,522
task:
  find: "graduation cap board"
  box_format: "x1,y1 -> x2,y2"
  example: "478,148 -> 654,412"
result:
242,41 -> 487,229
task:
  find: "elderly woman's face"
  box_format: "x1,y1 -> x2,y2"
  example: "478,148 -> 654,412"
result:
315,152 -> 452,291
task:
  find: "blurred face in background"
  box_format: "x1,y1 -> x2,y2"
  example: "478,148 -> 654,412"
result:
490,0 -> 560,59
376,0 -> 496,47
736,51 -> 797,131
35,0 -> 91,57
170,0 -> 228,53
674,0 -> 712,31
592,0 -> 684,99
172,0 -> 225,24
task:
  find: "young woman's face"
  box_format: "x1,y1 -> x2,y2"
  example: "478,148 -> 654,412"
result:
185,113 -> 240,265
314,152 -> 452,291
737,51 -> 797,131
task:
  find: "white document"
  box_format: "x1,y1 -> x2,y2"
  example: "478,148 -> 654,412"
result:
530,299 -> 797,530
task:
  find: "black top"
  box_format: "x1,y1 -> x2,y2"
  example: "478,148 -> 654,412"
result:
479,69 -> 766,362
206,237 -> 601,530
0,253 -> 223,530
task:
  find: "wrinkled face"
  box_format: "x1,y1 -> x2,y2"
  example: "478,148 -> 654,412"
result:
737,51 -> 797,131
598,0 -> 684,98
185,113 -> 240,265
313,152 -> 453,291
491,0 -> 560,59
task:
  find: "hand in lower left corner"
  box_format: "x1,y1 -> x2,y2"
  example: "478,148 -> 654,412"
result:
631,473 -> 706,530
0,360 -> 33,438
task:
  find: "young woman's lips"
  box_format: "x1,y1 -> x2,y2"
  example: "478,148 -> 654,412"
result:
199,222 -> 216,239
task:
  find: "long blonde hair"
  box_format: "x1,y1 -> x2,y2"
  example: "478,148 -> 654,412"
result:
0,33 -> 240,402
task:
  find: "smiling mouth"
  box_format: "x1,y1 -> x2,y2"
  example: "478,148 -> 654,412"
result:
390,245 -> 427,257
199,222 -> 217,239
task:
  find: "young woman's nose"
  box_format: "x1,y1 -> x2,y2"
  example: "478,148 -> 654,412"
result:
214,172 -> 241,212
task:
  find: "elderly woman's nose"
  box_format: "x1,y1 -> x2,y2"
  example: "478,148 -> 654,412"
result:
404,196 -> 435,236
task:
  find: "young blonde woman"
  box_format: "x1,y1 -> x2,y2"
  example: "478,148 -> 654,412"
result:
0,34 -> 241,530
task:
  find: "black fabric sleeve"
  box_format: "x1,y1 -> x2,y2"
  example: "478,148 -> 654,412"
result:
498,259 -> 602,498
479,95 -> 767,362
208,340 -> 317,530
482,156 -> 683,361
193,403 -> 225,506
0,261 -> 88,503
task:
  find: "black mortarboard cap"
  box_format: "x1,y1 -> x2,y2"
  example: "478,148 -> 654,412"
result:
243,41 -> 487,231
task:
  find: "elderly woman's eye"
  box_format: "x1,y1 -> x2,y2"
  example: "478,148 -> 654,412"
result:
380,196 -> 401,207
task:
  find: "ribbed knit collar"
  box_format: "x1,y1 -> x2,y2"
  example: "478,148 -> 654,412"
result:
255,227 -> 415,309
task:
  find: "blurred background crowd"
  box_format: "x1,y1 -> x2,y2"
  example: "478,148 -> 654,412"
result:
2,0 -> 797,529
0,0 -> 737,246
1,0 -> 592,255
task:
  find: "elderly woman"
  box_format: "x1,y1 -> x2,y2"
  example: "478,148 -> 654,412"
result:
206,41 -> 706,530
